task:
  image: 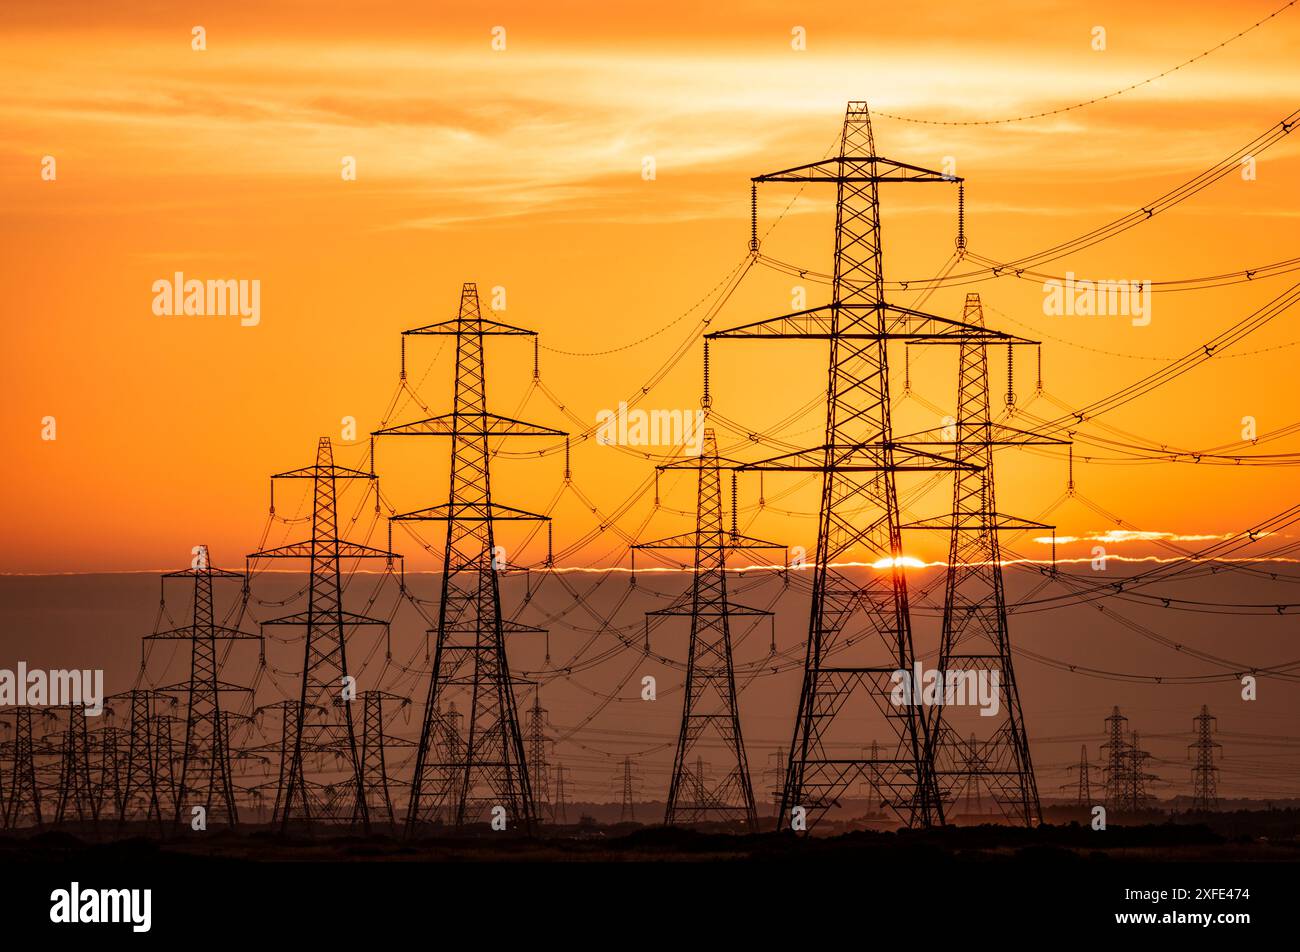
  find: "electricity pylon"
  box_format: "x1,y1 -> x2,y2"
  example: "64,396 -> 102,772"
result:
145,548 -> 260,828
375,282 -> 565,835
525,692 -> 551,821
636,428 -> 782,828
1,708 -> 53,829
1060,744 -> 1094,806
1125,731 -> 1156,810
54,705 -> 97,826
552,762 -> 571,824
619,757 -> 638,822
152,712 -> 177,815
249,436 -> 399,832
1101,706 -> 1130,808
904,292 -> 1063,827
707,101 -> 1022,831
1190,705 -> 1220,811
115,689 -> 169,828
355,690 -> 412,830
91,725 -> 125,822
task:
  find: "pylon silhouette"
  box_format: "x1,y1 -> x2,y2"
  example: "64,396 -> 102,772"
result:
54,705 -> 97,826
707,101 -> 1020,831
907,293 -> 1061,826
249,436 -> 399,832
355,690 -> 412,829
1060,744 -> 1093,806
145,547 -> 260,828
1190,705 -> 1220,811
375,282 -> 565,835
619,756 -> 637,822
1,707 -> 53,829
636,428 -> 782,828
1101,706 -> 1130,808
115,689 -> 169,828
525,692 -> 551,821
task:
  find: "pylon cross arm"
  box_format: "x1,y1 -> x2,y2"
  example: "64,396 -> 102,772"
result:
755,156 -> 956,183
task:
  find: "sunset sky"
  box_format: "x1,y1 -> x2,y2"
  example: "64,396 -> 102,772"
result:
3,0 -> 1299,573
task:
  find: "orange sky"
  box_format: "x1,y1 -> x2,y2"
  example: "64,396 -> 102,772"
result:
3,0 -> 1299,572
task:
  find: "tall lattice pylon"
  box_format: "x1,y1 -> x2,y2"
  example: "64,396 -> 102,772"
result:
249,436 -> 399,832
375,282 -> 565,835
116,689 -> 168,828
145,548 -> 260,828
54,705 -> 97,826
2,708 -> 52,829
1190,705 -> 1220,811
1125,731 -> 1156,810
524,692 -> 552,822
907,293 -> 1061,826
707,101 -> 1022,831
355,690 -> 412,830
92,725 -> 126,822
636,428 -> 782,828
1101,706 -> 1130,807
551,763 -> 570,824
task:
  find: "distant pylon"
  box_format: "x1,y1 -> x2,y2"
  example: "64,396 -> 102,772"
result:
525,692 -> 551,821
145,547 -> 261,828
636,428 -> 782,828
376,283 -> 565,835
1060,744 -> 1093,806
249,436 -> 399,832
912,292 -> 1060,827
356,690 -> 411,830
552,762 -> 570,824
959,734 -> 984,814
1125,731 -> 1156,810
707,101 -> 1023,831
54,705 -> 97,826
1190,705 -> 1220,811
152,712 -> 177,815
116,689 -> 167,828
1101,706 -> 1130,808
91,725 -> 125,822
619,757 -> 637,822
2,708 -> 51,829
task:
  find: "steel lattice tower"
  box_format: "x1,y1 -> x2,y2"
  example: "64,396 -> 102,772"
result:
910,293 -> 1059,826
152,712 -> 178,815
1101,706 -> 1130,808
91,725 -> 125,821
356,690 -> 411,829
1190,705 -> 1220,811
145,549 -> 260,828
2,708 -> 49,829
636,428 -> 781,828
1061,744 -> 1093,806
250,436 -> 398,832
375,282 -> 564,835
552,763 -> 570,824
54,705 -> 97,826
524,692 -> 551,821
1125,731 -> 1155,810
619,757 -> 638,822
707,101 -> 1021,831
116,689 -> 168,828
